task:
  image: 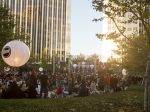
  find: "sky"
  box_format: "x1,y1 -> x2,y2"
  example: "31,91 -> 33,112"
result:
70,0 -> 103,56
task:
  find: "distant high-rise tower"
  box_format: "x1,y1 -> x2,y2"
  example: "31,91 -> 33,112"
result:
1,0 -> 71,61
102,0 -> 140,61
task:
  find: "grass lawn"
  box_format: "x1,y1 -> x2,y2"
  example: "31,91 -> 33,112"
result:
0,85 -> 147,112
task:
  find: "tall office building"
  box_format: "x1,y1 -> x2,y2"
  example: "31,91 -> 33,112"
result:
102,0 -> 140,61
1,0 -> 71,61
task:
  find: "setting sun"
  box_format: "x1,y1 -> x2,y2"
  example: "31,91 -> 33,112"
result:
101,39 -> 115,62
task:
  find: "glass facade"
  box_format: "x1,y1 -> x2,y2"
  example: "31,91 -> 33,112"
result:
1,0 -> 71,61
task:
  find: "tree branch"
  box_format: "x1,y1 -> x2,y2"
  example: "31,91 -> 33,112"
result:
111,18 -> 148,55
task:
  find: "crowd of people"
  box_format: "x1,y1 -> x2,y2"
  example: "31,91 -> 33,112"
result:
0,69 -> 143,99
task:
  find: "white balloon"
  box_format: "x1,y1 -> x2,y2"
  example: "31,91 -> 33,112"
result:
39,67 -> 43,71
122,69 -> 127,75
82,61 -> 86,65
2,40 -> 30,67
73,64 -> 77,69
4,67 -> 10,72
90,65 -> 94,69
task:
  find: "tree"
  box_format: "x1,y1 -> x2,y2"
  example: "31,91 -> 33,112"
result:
77,53 -> 85,61
90,54 -> 100,71
92,0 -> 150,111
108,34 -> 148,74
28,50 -> 39,64
40,48 -> 52,70
0,5 -> 30,68
86,53 -> 99,64
124,35 -> 147,73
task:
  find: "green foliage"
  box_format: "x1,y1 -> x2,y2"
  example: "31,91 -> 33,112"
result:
0,85 -> 147,112
77,53 -> 85,61
13,27 -> 30,45
86,53 -> 99,64
0,5 -> 15,49
28,48 -> 52,70
41,48 -> 49,64
37,48 -> 52,70
28,50 -> 39,64
52,54 -> 62,72
92,0 -> 150,74
0,5 -> 30,68
113,34 -> 147,73
0,5 -> 12,68
92,0 -> 150,48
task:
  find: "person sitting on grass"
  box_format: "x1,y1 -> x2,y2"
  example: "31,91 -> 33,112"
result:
116,82 -> 122,91
90,80 -> 97,95
50,92 -> 56,98
16,77 -> 22,87
56,85 -> 63,98
0,82 -> 5,98
72,83 -> 80,95
21,81 -> 28,94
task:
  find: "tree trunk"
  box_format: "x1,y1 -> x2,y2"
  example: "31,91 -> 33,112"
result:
144,53 -> 150,112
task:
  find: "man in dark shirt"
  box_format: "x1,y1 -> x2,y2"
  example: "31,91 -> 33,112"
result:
39,71 -> 49,98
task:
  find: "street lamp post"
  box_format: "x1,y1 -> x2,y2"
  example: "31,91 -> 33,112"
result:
53,54 -> 55,74
68,53 -> 70,73
94,59 -> 96,74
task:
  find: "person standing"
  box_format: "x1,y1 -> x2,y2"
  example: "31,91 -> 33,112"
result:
28,70 -> 38,99
68,79 -> 72,95
110,74 -> 115,93
98,75 -> 105,94
23,72 -> 28,81
113,75 -> 118,92
104,73 -> 110,94
79,75 -> 87,97
77,74 -> 81,85
71,73 -> 74,87
39,71 -> 49,98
